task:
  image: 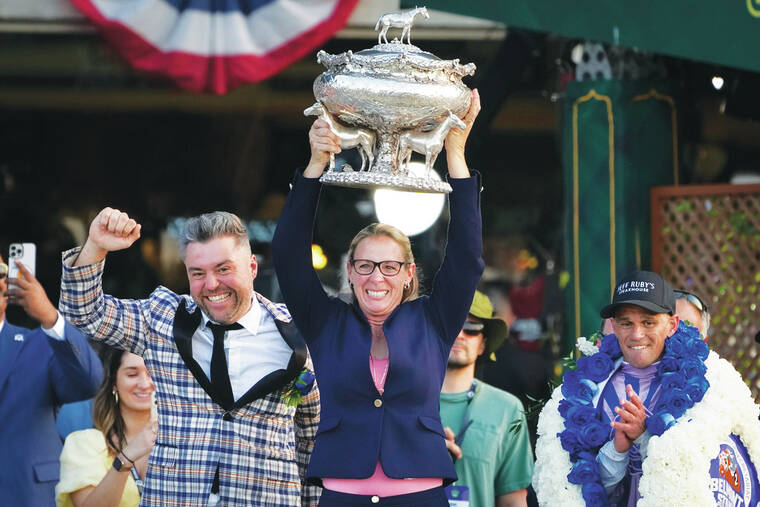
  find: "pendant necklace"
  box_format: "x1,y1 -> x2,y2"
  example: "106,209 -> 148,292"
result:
369,355 -> 389,395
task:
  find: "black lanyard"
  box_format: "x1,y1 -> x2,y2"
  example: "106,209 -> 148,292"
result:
454,380 -> 478,447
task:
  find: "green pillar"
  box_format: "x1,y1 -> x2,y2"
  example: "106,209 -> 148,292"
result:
562,79 -> 678,352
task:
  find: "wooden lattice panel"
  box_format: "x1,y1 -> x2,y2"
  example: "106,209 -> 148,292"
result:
652,183 -> 760,401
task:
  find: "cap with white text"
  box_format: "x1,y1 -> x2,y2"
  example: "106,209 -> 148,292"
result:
600,270 -> 675,319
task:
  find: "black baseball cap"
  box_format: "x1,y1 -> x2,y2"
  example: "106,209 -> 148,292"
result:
600,270 -> 676,318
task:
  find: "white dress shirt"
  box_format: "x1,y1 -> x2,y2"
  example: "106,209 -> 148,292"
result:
193,297 -> 293,401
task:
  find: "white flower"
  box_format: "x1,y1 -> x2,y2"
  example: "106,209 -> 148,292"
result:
576,336 -> 598,356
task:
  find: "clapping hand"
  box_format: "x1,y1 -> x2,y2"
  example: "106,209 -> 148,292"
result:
611,384 -> 647,453
122,416 -> 157,464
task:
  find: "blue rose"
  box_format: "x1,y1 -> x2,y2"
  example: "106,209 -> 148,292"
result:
566,404 -> 598,429
685,337 -> 709,361
665,334 -> 686,358
295,370 -> 316,396
646,411 -> 676,436
684,376 -> 710,403
581,481 -> 609,507
661,388 -> 693,418
681,357 -> 707,380
660,371 -> 686,391
599,335 -> 622,359
657,356 -> 680,376
679,320 -> 702,341
578,420 -> 610,448
568,455 -> 600,485
562,374 -> 597,405
577,353 -> 614,383
558,429 -> 582,456
558,399 -> 574,419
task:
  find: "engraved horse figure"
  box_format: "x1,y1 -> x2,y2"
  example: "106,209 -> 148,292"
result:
304,102 -> 376,172
374,7 -> 429,45
397,111 -> 466,176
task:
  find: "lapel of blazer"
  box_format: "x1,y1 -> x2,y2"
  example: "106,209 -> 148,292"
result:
0,322 -> 28,392
232,295 -> 308,409
172,296 -> 309,411
172,300 -> 232,409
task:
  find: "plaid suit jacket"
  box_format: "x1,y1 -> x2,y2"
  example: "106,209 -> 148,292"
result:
59,248 -> 321,506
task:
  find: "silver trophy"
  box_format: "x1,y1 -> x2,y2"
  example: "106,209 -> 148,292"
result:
305,7 -> 476,194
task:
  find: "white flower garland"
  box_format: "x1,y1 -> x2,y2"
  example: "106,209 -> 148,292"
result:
533,352 -> 760,506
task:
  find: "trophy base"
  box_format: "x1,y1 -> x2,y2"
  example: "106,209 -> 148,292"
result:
319,171 -> 452,194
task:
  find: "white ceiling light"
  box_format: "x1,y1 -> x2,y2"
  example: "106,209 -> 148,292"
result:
712,75 -> 725,90
373,161 -> 446,236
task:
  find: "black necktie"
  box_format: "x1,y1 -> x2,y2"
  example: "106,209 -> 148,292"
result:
207,322 -> 242,408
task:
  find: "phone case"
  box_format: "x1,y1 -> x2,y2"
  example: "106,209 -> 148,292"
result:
8,243 -> 36,280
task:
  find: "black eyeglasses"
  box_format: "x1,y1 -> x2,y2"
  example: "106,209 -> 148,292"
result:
350,259 -> 408,276
674,290 -> 708,313
0,262 -> 7,279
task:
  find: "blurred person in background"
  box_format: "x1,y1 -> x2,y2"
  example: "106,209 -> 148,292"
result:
0,255 -> 102,506
441,290 -> 533,507
482,303 -> 552,450
674,289 -> 710,339
57,348 -> 156,506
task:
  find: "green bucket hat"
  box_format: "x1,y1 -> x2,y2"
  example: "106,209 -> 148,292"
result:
466,290 -> 509,357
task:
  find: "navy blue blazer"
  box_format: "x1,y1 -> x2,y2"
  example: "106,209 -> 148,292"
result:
272,172 -> 484,484
0,320 -> 102,506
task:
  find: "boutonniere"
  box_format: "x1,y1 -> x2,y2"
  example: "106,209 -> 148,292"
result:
281,368 -> 316,407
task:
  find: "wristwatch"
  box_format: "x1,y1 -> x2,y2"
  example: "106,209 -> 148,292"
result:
112,454 -> 132,472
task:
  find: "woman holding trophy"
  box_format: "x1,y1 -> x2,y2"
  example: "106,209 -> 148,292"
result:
271,89 -> 482,506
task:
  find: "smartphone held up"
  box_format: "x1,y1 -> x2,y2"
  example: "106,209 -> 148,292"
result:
8,243 -> 36,282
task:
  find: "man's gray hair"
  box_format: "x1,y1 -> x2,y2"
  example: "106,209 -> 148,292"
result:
178,211 -> 250,259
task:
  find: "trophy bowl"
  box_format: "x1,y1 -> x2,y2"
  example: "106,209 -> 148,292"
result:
307,8 -> 476,194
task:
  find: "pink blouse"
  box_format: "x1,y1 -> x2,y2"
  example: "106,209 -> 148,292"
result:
321,356 -> 443,496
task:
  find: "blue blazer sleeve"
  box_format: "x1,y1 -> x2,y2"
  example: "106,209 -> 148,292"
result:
426,172 -> 485,348
45,322 -> 103,404
272,173 -> 333,344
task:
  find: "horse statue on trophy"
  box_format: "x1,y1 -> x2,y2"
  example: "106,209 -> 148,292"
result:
397,111 -> 466,177
304,102 -> 376,172
375,6 -> 429,45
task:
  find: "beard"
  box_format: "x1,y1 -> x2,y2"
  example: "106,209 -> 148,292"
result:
447,355 -> 475,370
195,289 -> 248,324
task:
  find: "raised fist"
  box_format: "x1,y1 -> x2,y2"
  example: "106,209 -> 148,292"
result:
75,207 -> 141,266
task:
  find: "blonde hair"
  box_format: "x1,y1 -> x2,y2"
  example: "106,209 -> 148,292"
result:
348,223 -> 419,303
92,348 -> 127,456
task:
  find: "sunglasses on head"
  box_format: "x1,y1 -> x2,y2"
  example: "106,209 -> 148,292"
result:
674,290 -> 708,313
462,321 -> 484,336
0,261 -> 7,279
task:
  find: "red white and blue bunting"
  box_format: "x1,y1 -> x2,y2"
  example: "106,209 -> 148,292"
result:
71,0 -> 360,94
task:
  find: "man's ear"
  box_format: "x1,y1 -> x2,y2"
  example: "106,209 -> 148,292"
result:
250,254 -> 258,280
477,336 -> 487,357
667,314 -> 680,337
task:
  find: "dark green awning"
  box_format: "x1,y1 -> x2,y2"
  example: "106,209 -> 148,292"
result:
403,1 -> 760,73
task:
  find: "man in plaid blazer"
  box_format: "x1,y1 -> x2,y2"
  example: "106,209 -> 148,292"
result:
59,207 -> 320,506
